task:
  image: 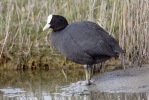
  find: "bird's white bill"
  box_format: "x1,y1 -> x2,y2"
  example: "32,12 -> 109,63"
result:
43,23 -> 50,31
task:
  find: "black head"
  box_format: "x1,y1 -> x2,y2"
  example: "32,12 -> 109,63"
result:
43,14 -> 68,31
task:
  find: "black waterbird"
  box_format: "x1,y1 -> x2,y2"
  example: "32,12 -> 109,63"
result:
43,14 -> 124,85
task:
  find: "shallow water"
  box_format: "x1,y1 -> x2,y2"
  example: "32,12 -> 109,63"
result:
0,68 -> 148,100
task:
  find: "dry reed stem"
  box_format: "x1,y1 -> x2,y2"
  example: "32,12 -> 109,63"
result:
0,0 -> 149,69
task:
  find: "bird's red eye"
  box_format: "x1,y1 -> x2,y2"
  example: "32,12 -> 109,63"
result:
51,18 -> 55,22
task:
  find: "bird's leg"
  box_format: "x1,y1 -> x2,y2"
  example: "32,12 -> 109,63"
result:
84,65 -> 90,85
88,65 -> 92,80
91,65 -> 95,77
84,65 -> 93,85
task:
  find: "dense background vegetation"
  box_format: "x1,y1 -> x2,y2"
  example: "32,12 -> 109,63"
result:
0,0 -> 148,69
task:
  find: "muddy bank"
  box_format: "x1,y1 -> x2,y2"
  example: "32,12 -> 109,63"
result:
61,65 -> 149,95
90,65 -> 149,93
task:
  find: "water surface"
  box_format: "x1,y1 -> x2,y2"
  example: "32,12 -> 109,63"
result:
0,68 -> 148,100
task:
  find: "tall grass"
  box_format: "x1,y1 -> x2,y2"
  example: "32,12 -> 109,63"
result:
0,0 -> 148,69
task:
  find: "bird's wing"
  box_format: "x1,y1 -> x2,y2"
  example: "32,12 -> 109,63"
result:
86,21 -> 124,53
64,21 -> 117,58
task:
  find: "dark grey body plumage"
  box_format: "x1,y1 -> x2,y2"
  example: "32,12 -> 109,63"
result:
43,14 -> 124,85
51,21 -> 124,65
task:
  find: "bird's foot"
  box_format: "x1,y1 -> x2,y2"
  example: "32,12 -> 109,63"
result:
83,79 -> 96,86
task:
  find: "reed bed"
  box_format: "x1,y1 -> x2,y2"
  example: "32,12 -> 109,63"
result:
0,0 -> 148,69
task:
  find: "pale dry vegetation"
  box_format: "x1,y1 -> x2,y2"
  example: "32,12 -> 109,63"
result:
0,0 -> 148,69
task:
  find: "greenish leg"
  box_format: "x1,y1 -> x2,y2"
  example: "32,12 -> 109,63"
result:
84,65 -> 93,85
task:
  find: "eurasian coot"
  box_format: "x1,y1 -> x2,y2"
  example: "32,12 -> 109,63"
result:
43,14 -> 124,85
